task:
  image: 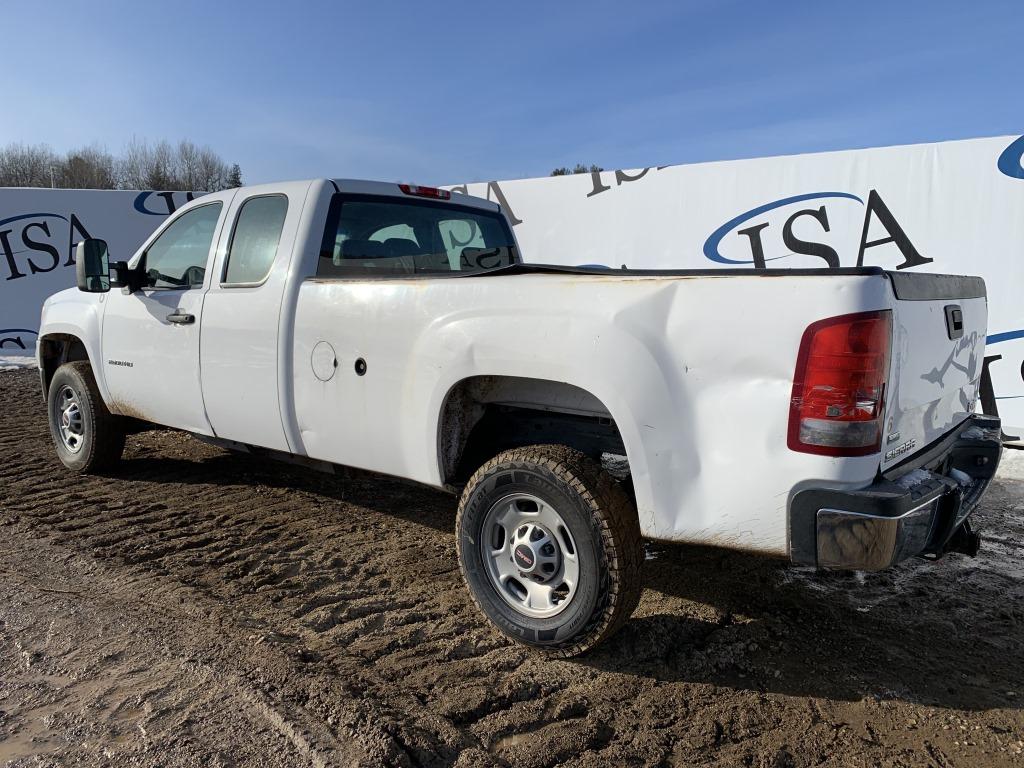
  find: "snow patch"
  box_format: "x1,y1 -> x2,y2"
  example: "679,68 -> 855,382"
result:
996,445 -> 1024,481
0,355 -> 37,371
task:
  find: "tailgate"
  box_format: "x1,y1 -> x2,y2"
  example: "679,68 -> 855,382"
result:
881,273 -> 988,471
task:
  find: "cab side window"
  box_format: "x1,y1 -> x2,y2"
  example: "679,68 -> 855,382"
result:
143,203 -> 223,289
223,196 -> 288,285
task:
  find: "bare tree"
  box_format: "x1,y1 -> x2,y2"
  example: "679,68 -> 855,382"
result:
0,143 -> 60,187
551,163 -> 603,177
195,145 -> 228,192
117,137 -> 148,190
1,139 -> 242,191
143,140 -> 176,190
58,145 -> 117,189
176,140 -> 202,191
121,139 -> 236,191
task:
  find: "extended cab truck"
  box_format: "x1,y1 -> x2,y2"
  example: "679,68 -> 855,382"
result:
38,179 -> 1001,655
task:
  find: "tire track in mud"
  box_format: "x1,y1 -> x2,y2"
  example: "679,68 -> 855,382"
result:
3,368 -> 1024,767
0,536 -> 386,767
0,374 -> 528,764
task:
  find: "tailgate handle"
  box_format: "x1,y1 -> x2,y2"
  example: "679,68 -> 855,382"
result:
944,305 -> 963,340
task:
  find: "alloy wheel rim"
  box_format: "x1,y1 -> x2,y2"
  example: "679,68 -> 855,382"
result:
481,493 -> 580,619
55,385 -> 85,454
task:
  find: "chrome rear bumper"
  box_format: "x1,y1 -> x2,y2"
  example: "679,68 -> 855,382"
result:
789,414 -> 1001,570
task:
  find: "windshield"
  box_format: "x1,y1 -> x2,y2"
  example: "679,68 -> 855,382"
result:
316,194 -> 518,277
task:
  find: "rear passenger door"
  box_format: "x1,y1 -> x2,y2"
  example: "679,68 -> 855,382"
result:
200,186 -> 305,451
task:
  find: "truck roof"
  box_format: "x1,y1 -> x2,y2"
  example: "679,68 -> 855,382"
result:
191,179 -> 499,214
329,178 -> 501,212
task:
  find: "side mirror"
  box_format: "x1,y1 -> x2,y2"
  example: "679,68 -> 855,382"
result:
109,260 -> 134,291
75,239 -> 110,293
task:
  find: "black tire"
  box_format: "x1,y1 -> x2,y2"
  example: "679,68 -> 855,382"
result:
456,444 -> 642,657
47,361 -> 126,474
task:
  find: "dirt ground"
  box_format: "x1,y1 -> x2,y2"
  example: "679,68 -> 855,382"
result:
1,368 -> 1023,767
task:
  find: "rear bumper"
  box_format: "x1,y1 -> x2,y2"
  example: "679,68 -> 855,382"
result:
789,414 -> 1002,570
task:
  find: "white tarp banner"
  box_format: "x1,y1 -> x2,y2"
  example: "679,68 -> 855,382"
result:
0,189 -> 196,355
2,136 -> 1023,434
450,134 -> 1024,436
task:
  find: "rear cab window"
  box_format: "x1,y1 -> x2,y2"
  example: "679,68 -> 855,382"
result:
316,194 -> 518,277
222,195 -> 288,286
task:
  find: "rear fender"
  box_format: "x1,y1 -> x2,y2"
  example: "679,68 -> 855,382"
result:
418,312 -> 695,539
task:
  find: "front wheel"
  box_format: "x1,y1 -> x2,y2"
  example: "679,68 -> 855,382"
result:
456,444 -> 642,656
47,361 -> 126,473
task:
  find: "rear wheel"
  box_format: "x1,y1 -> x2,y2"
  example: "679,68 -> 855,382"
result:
47,361 -> 125,473
456,444 -> 642,656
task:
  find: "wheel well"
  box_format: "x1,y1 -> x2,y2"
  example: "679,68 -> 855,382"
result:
38,334 -> 91,398
438,376 -> 630,487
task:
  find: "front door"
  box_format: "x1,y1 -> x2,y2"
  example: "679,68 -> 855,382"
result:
101,201 -> 226,434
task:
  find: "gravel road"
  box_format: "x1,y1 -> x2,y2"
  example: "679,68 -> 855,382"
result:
1,367 -> 1023,767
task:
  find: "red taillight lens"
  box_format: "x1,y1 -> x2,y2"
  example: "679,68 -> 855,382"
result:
788,310 -> 892,456
398,183 -> 451,200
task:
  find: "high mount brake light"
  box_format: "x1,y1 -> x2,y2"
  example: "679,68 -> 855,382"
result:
398,183 -> 451,200
788,310 -> 892,457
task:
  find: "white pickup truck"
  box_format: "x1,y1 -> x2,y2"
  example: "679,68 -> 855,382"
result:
38,179 -> 1001,655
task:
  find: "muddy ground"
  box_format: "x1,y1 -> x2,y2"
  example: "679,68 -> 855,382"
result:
1,368 -> 1023,767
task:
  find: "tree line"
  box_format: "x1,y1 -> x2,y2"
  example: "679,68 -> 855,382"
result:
0,139 -> 242,191
550,163 -> 603,176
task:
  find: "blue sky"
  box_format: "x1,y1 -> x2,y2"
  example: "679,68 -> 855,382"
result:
2,0 -> 1021,185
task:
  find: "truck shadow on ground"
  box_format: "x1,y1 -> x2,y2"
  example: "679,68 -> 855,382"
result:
112,447 -> 1024,714
585,538 -> 1024,712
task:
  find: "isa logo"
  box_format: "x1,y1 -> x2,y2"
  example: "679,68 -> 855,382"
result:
0,212 -> 95,282
0,327 -> 37,351
997,135 -> 1024,180
703,189 -> 931,270
133,191 -> 199,216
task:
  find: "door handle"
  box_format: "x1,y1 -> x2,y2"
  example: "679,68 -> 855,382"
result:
167,310 -> 195,325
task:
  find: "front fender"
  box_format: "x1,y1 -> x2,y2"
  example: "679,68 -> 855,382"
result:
38,289 -> 110,404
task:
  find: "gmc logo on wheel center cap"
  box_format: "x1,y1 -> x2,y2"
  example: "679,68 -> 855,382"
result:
514,545 -> 535,569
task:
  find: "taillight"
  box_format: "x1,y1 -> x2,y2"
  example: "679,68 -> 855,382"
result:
398,183 -> 451,200
788,310 -> 891,456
